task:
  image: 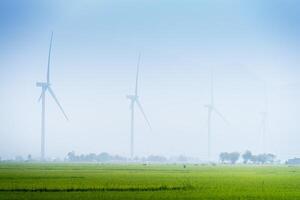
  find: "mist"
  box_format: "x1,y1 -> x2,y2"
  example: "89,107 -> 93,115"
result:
1,0 -> 300,161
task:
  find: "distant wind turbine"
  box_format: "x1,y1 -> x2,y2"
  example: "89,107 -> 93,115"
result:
205,69 -> 229,162
126,53 -> 152,159
36,32 -> 69,161
235,63 -> 269,154
260,82 -> 268,153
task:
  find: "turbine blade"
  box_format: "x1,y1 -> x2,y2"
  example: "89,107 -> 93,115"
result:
48,87 -> 69,121
38,90 -> 44,102
38,87 -> 47,102
47,32 -> 53,84
136,99 -> 152,130
213,107 -> 229,125
210,67 -> 214,105
135,52 -> 141,96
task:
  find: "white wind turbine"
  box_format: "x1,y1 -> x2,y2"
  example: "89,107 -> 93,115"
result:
126,53 -> 152,159
260,82 -> 268,153
205,69 -> 229,162
36,32 -> 69,161
236,64 -> 269,154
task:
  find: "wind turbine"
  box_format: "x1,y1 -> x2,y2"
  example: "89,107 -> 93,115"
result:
204,69 -> 229,162
126,53 -> 152,159
260,82 -> 268,153
36,32 -> 69,161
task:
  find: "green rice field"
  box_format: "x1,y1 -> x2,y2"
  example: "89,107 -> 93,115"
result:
0,163 -> 299,200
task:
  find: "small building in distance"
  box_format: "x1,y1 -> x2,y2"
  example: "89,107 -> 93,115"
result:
286,158 -> 300,165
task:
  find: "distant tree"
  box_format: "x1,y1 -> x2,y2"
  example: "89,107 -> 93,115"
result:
266,154 -> 276,164
97,152 -> 111,162
255,153 -> 276,164
250,155 -> 258,164
242,150 -> 252,164
228,152 -> 240,164
66,151 -> 77,162
86,153 -> 97,162
79,154 -> 86,161
219,152 -> 240,164
147,155 -> 167,163
177,155 -> 188,162
257,154 -> 267,164
113,155 -> 127,162
219,152 -> 229,163
27,154 -> 32,161
248,153 -> 276,164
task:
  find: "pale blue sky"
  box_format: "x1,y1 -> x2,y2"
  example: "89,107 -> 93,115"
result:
0,0 -> 300,161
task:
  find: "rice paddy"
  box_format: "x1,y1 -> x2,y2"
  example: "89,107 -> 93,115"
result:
0,163 -> 299,200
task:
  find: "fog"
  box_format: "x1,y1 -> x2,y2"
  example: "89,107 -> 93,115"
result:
0,0 -> 300,161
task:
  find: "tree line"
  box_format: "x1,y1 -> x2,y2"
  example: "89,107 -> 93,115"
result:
219,150 -> 277,164
65,151 -> 176,163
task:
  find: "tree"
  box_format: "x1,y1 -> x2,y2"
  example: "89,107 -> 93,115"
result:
255,153 -> 276,164
177,155 -> 188,162
86,153 -> 97,162
27,154 -> 32,161
147,155 -> 167,163
97,152 -> 111,162
257,154 -> 267,164
250,155 -> 258,164
228,152 -> 240,164
219,152 -> 229,163
248,153 -> 276,164
266,154 -> 276,164
242,150 -> 252,164
66,151 -> 77,161
219,152 -> 240,164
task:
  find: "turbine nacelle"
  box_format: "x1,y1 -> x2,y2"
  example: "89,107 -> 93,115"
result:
204,104 -> 213,110
36,82 -> 50,88
126,94 -> 138,101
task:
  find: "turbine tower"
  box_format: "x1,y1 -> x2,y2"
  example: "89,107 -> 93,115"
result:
36,32 -> 69,161
260,82 -> 268,153
126,53 -> 151,159
205,69 -> 229,162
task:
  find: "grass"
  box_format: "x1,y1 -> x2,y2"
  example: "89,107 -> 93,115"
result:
0,163 -> 299,199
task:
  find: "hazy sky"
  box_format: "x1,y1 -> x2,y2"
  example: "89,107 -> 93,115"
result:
1,0 -> 300,161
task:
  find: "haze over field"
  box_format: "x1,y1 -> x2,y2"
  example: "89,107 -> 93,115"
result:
0,0 -> 300,161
